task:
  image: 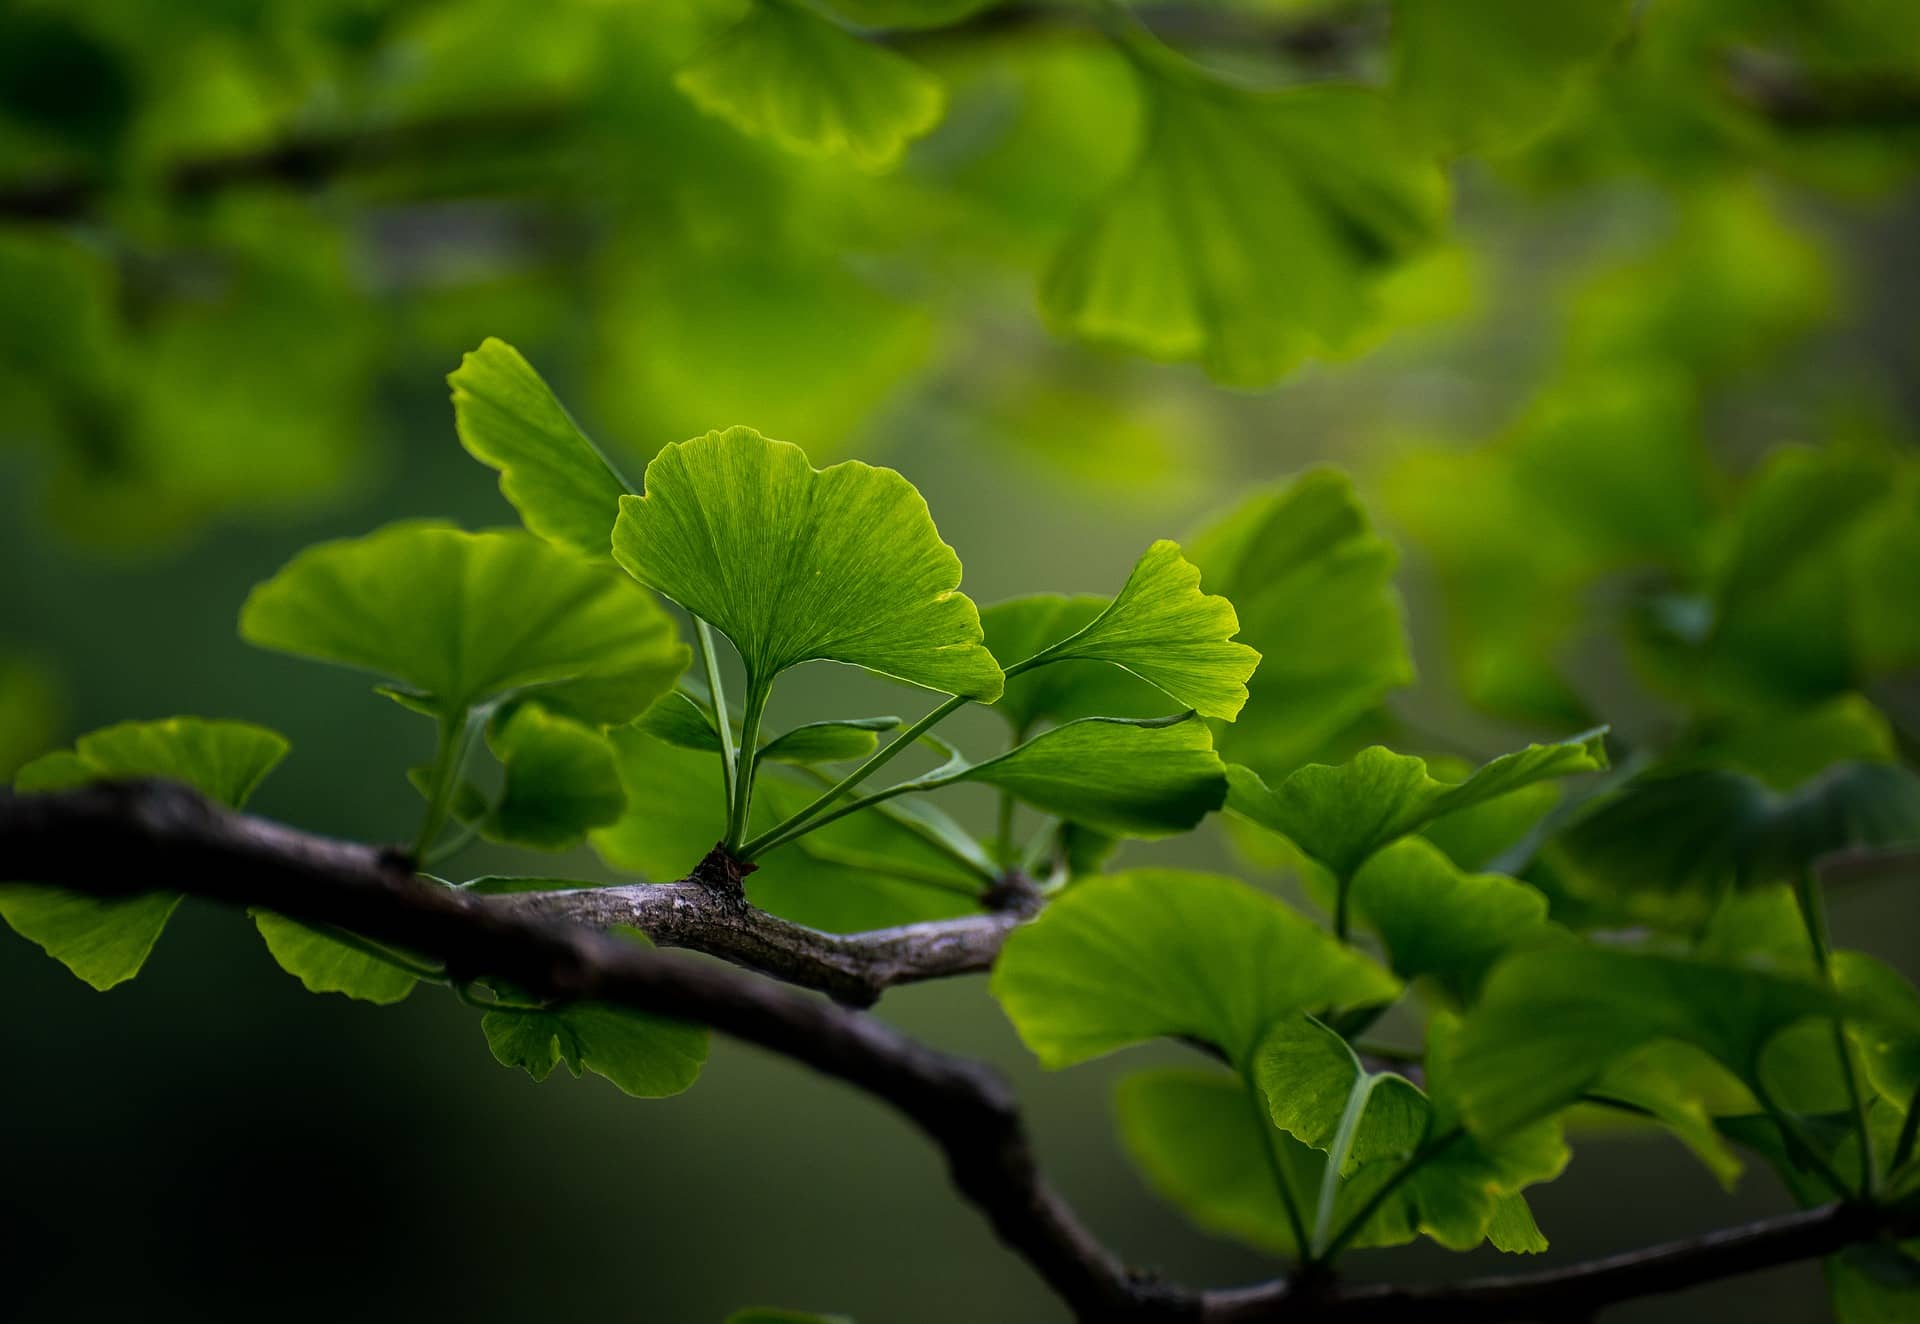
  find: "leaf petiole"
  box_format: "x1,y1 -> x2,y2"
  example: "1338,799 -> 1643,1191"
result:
692,618 -> 738,828
737,692 -> 973,858
412,706 -> 485,861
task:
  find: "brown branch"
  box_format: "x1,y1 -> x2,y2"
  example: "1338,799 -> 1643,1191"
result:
496,867 -> 1026,1007
1207,1199 -> 1920,1321
0,779 -> 1175,1321
4,779 -> 1915,1323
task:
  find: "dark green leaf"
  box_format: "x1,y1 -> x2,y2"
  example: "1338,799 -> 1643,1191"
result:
482,1001 -> 709,1097
479,706 -> 626,850
1228,731 -> 1608,879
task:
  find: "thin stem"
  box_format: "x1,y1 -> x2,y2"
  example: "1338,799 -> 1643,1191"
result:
996,719 -> 1032,866
1317,1128 -> 1465,1265
792,766 -> 997,884
1334,869 -> 1356,944
725,677 -> 771,851
692,619 -> 738,826
747,770 -> 939,857
1753,1078 -> 1853,1201
1892,1080 -> 1920,1176
411,707 -> 480,860
1794,866 -> 1877,1196
738,693 -> 972,859
1313,1072 -> 1382,1256
1242,1068 -> 1312,1258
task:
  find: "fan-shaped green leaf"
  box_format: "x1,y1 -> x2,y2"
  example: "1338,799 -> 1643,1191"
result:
448,338 -> 633,559
612,427 -> 1001,700
1349,837 -> 1561,1004
926,713 -> 1226,840
1008,541 -> 1258,721
676,0 -> 945,171
991,869 -> 1397,1068
240,522 -> 688,721
250,911 -> 422,1005
1186,469 -> 1411,778
1544,760 -> 1920,929
3,718 -> 289,991
1451,945 -> 1912,1138
476,706 -> 626,850
980,594 -> 1173,733
1043,66 -> 1445,386
1392,0 -> 1629,154
1228,731 -> 1608,880
482,1001 -> 709,1098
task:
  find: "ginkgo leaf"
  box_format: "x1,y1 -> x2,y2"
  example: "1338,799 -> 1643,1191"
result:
979,594 -> 1173,732
759,716 -> 899,765
612,427 -> 1001,699
919,713 -> 1227,840
1186,469 -> 1412,778
482,1001 -> 709,1098
1252,1015 -> 1566,1252
3,718 -> 288,990
1543,760 -> 1920,929
1042,64 -> 1446,386
241,521 -> 689,720
1450,945 -> 1915,1138
1228,730 -> 1609,880
991,869 -> 1398,1068
477,706 -> 626,850
1392,0 -> 1629,154
1348,837 -> 1561,1004
1009,541 -> 1259,721
448,338 -> 633,559
250,911 -> 422,1005
675,0 -> 945,172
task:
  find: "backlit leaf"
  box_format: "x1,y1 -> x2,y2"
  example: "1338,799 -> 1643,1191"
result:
1011,541 -> 1259,721
979,594 -> 1172,733
612,427 -> 1002,699
1043,64 -> 1445,386
4,718 -> 288,990
241,521 -> 688,720
448,338 -> 633,559
992,869 -> 1397,1068
1186,470 -> 1412,778
250,911 -> 421,1005
676,0 -> 945,171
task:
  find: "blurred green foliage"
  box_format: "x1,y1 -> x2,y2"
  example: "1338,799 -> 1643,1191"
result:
5,0 -> 1920,1321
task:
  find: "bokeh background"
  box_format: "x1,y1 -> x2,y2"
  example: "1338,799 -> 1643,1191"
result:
3,1 -> 1918,1320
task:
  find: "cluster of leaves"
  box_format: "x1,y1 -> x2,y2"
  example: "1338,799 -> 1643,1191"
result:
9,340 -> 1920,1320
5,0 -> 1917,546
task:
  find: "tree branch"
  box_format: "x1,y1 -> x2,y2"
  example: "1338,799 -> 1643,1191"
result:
1207,1199 -> 1920,1321
4,779 -> 1915,1322
0,779 -> 1174,1321
497,867 -> 1026,1007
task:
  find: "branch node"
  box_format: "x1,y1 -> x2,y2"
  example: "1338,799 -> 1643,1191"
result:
690,842 -> 756,907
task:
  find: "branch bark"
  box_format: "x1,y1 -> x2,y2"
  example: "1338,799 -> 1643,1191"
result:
4,779 -> 1915,1322
493,858 -> 1026,1007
